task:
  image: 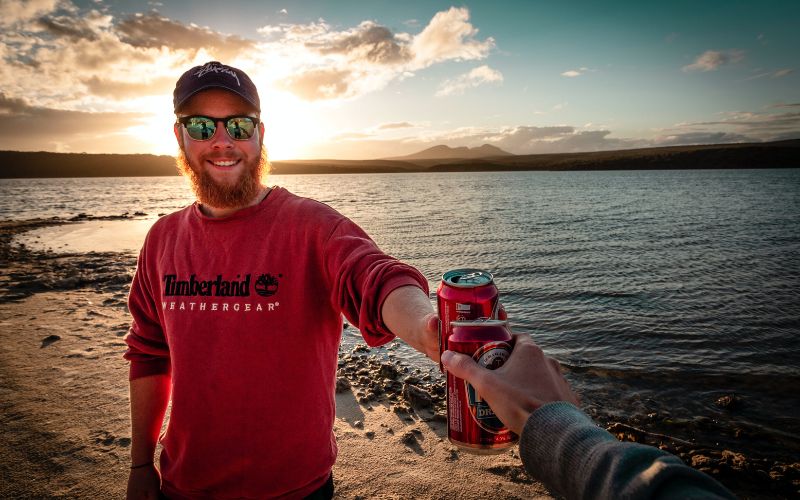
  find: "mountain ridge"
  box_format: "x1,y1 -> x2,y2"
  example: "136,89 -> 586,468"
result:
385,144 -> 513,161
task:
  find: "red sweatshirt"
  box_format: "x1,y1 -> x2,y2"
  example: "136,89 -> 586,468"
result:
124,187 -> 428,499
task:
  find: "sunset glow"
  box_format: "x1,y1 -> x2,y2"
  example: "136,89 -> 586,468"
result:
0,0 -> 797,159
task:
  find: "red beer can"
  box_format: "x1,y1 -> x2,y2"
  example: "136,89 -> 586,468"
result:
446,320 -> 518,453
437,268 -> 500,371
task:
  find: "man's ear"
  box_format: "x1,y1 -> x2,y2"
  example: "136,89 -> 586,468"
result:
174,123 -> 185,149
258,122 -> 265,147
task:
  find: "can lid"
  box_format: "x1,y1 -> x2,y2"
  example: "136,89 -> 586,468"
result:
442,268 -> 494,288
450,319 -> 508,327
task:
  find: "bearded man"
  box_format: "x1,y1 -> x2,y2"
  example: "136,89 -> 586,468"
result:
124,61 -> 438,500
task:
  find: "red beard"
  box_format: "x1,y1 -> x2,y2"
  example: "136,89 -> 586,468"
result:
176,147 -> 269,210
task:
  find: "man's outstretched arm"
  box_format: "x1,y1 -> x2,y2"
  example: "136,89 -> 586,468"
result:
381,285 -> 439,362
126,374 -> 171,500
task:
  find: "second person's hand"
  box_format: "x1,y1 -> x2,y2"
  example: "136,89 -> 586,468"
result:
440,333 -> 579,435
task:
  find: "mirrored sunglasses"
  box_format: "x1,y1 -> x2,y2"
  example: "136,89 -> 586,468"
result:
178,115 -> 260,141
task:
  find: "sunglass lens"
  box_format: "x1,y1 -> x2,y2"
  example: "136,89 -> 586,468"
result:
226,118 -> 256,140
185,117 -> 216,140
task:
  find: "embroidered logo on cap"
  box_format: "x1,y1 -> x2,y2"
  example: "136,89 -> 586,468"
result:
193,62 -> 241,87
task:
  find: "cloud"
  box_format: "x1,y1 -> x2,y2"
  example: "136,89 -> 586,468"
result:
688,111 -> 800,133
653,131 -> 753,146
682,49 -> 745,72
411,7 -> 494,68
0,92 -> 151,152
480,126 -> 641,154
279,68 -> 353,100
261,6 -> 494,73
436,65 -> 503,97
744,68 -> 794,81
378,122 -> 415,130
658,108 -> 800,144
82,75 -> 175,98
0,0 -> 63,26
117,12 -> 255,60
304,21 -> 413,65
34,9 -> 112,41
561,67 -> 590,78
0,4 -> 271,113
255,7 -> 494,102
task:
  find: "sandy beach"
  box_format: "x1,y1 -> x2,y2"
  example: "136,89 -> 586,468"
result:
1,218 -> 797,499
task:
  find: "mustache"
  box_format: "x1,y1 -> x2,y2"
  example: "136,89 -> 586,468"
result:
175,147 -> 270,210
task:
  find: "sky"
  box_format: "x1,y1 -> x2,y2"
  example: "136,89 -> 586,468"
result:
0,0 -> 798,160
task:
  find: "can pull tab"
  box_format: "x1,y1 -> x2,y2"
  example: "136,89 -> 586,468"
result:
453,272 -> 483,284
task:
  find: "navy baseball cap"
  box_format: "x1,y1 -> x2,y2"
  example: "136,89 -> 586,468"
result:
173,61 -> 260,113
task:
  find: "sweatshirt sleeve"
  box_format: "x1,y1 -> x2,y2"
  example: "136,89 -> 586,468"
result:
123,244 -> 171,380
519,402 -> 736,500
323,217 -> 429,346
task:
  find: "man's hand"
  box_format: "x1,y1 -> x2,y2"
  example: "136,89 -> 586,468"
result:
126,463 -> 161,500
381,286 -> 439,362
420,312 -> 440,361
441,333 -> 579,435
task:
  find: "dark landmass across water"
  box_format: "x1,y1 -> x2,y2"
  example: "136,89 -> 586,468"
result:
0,139 -> 798,178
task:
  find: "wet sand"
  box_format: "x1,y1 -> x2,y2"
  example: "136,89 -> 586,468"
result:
1,218 -> 797,498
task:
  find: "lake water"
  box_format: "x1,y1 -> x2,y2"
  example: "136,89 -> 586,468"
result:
2,170 -> 799,456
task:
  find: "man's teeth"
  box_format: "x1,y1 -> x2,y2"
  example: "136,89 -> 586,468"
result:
212,160 -> 237,166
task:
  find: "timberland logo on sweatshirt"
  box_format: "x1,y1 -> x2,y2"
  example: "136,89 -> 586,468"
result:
163,273 -> 281,297
161,273 -> 281,313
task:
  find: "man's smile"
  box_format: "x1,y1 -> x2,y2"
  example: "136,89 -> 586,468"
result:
208,159 -> 240,168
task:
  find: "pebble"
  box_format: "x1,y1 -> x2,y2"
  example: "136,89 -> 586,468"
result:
402,383 -> 433,409
41,334 -> 61,347
335,377 -> 351,393
401,432 -> 417,446
378,363 -> 399,380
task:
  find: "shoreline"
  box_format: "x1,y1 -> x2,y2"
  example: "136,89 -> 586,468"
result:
1,217 -> 797,498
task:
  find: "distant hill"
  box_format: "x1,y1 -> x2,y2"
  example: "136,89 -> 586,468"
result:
386,144 -> 513,161
0,151 -> 178,178
422,139 -> 800,172
0,140 -> 797,177
0,151 -> 418,178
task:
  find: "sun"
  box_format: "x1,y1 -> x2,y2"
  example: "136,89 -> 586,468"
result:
114,93 -> 180,157
258,88 -> 326,160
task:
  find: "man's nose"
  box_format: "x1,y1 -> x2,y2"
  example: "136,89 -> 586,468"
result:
210,120 -> 233,148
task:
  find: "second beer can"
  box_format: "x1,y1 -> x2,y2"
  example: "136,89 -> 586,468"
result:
446,320 -> 518,453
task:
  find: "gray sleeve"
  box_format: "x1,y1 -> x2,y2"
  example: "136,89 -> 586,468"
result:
518,402 -> 737,500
